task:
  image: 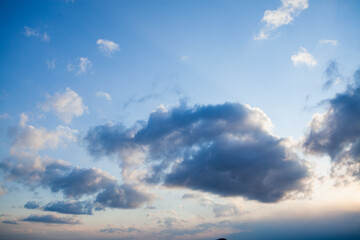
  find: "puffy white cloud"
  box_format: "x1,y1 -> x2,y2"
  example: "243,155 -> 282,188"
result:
255,0 -> 308,40
96,91 -> 112,101
40,87 -> 88,124
96,39 -> 120,56
291,47 -> 317,67
11,113 -> 78,154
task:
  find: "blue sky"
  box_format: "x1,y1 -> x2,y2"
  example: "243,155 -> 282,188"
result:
1,0 -> 360,239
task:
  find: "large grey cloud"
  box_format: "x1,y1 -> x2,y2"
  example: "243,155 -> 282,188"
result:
303,69 -> 360,178
85,102 -> 309,202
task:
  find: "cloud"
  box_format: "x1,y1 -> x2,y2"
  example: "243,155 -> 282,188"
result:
2,220 -> 18,225
78,57 -> 92,75
22,214 -> 80,224
212,203 -> 240,218
303,68 -> 360,179
12,114 -> 78,153
46,59 -> 56,69
40,87 -> 88,124
24,26 -> 39,37
319,39 -> 338,46
24,201 -> 40,209
291,47 -> 317,67
24,27 -> 50,42
44,200 -> 93,215
95,184 -> 153,209
255,0 -> 309,40
96,39 -> 120,56
85,102 -> 309,202
42,32 -> 51,42
96,91 -> 112,102
100,227 -> 140,234
1,154 -> 151,208
181,56 -> 189,61
323,60 -> 341,90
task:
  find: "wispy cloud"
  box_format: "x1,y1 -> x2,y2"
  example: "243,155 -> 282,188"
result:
319,39 -> 338,46
96,91 -> 112,102
291,47 -> 317,67
23,26 -> 51,42
24,26 -> 39,37
255,0 -> 309,40
46,59 -> 56,69
96,39 -> 120,56
22,214 -> 80,224
180,56 -> 189,62
67,58 -> 92,75
78,57 -> 92,75
39,87 -> 88,124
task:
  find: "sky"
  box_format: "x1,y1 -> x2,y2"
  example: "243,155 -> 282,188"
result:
0,0 -> 360,239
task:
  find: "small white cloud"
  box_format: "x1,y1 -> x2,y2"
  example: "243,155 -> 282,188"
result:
255,0 -> 309,40
291,47 -> 317,67
40,87 -> 88,124
96,39 -> 120,56
77,57 -> 92,75
96,91 -> 112,102
46,59 -> 56,69
42,32 -> 51,42
319,39 -> 338,46
24,26 -> 39,37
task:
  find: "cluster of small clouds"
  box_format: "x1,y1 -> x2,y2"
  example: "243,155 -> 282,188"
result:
255,0 -> 309,40
24,26 -> 50,42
